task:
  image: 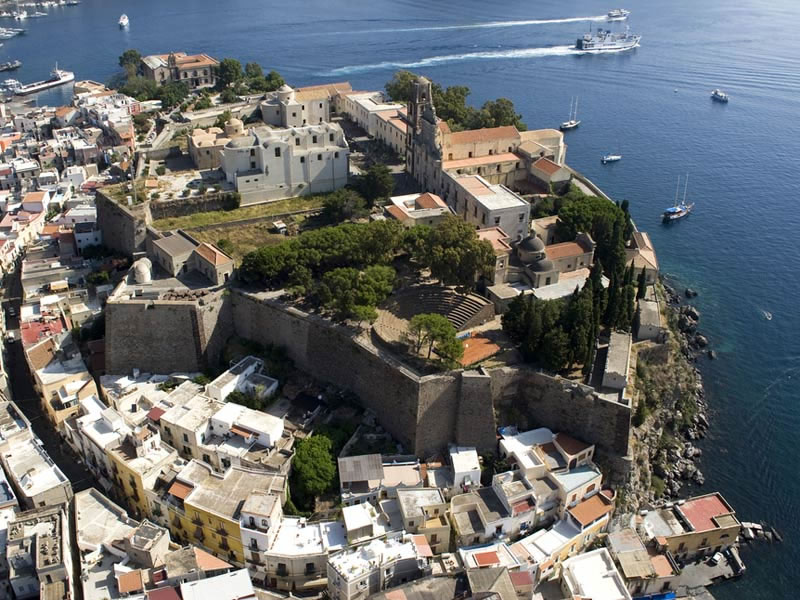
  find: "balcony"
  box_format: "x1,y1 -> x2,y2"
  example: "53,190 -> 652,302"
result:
216,526 -> 228,537
192,515 -> 204,526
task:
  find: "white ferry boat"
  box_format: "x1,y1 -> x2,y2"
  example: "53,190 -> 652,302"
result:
607,9 -> 630,21
118,14 -> 128,28
576,26 -> 641,52
6,66 -> 74,95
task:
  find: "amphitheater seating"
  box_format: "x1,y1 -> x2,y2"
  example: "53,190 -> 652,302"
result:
384,286 -> 495,331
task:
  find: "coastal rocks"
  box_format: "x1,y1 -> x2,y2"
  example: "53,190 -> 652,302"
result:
708,350 -> 717,360
685,288 -> 698,298
694,334 -> 709,348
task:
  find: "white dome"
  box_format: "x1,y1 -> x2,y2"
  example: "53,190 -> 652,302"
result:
133,258 -> 152,284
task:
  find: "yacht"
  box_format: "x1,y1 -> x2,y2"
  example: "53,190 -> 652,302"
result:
576,25 -> 641,52
711,89 -> 729,103
601,154 -> 622,164
30,11 -> 48,18
14,10 -> 27,20
118,13 -> 128,28
560,96 -> 581,130
607,9 -> 630,21
9,65 -> 74,95
663,174 -> 694,222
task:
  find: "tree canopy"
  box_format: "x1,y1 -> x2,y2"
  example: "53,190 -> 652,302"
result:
217,58 -> 244,88
355,163 -> 394,206
384,70 -> 527,132
322,188 -> 368,222
290,435 -> 336,509
406,313 -> 464,366
415,216 -> 495,287
118,49 -> 141,76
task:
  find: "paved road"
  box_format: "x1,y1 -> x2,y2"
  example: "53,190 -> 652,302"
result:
2,268 -> 94,493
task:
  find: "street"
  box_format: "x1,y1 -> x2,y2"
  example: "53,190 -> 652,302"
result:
2,267 -> 94,492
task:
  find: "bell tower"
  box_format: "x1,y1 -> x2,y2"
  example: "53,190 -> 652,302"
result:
405,77 -> 435,177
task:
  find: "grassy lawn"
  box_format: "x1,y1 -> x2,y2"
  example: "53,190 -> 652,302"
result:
189,221 -> 293,262
151,195 -> 326,230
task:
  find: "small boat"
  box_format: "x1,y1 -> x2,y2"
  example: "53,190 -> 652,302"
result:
29,11 -> 48,17
607,8 -> 630,21
761,310 -> 773,321
118,13 -> 128,28
14,10 -> 27,20
602,154 -> 621,163
663,174 -> 694,222
560,96 -> 580,130
711,88 -> 729,102
0,60 -> 21,72
65,0 -> 80,5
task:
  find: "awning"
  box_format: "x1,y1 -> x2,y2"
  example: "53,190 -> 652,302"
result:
230,424 -> 255,438
168,480 -> 193,500
49,280 -> 68,291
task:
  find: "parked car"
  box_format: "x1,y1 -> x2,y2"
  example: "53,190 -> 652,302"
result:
708,552 -> 724,566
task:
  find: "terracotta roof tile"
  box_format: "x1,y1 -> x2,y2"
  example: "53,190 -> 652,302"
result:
168,480 -> 193,500
567,493 -> 613,527
193,546 -> 232,571
555,432 -> 591,456
194,242 -> 232,266
532,156 -> 563,175
118,570 -> 144,595
446,126 -> 519,146
545,241 -> 586,260
475,550 -> 500,566
385,205 -> 408,221
414,192 -> 445,210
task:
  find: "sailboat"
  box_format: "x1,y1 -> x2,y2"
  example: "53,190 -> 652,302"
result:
663,174 -> 694,222
560,96 -> 580,130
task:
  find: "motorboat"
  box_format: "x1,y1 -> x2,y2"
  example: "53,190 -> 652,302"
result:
118,13 -> 129,28
601,154 -> 622,163
711,89 -> 729,102
0,60 -> 21,72
607,8 -> 630,21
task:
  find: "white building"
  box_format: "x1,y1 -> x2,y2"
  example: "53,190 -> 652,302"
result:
220,123 -> 349,204
449,445 -> 481,491
338,91 -> 404,137
445,174 -> 530,241
211,402 -> 283,449
206,356 -> 272,402
260,83 -> 351,128
180,568 -> 255,600
560,548 -> 632,600
327,536 -> 432,600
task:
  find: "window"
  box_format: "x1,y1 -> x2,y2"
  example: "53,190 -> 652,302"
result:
250,161 -> 256,169
481,213 -> 486,224
312,135 -> 318,143
431,534 -> 438,543
183,433 -> 189,442
494,217 -> 501,225
468,151 -> 473,158
295,138 -> 300,146
409,521 -> 415,528
261,518 -> 268,526
300,156 -> 305,163
545,277 -> 551,285
275,147 -> 281,157
250,149 -> 255,156
334,152 -> 339,158
292,112 -> 296,117
319,103 -> 323,108
202,454 -> 211,464
183,445 -> 191,454
496,165 -> 501,172
302,105 -> 305,110
329,133 -> 334,142
488,149 -> 493,155
317,154 -> 322,161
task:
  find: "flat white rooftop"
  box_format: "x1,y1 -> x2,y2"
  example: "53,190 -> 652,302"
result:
4,438 -> 68,498
513,519 -> 580,565
180,568 -> 255,600
328,536 -> 419,582
562,548 -> 632,600
270,517 -> 346,557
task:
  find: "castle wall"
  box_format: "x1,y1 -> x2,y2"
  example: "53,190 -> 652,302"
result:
95,192 -> 151,256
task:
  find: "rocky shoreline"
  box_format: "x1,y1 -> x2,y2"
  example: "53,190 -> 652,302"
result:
654,282 -> 712,497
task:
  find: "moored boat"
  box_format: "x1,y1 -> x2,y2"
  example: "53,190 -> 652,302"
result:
118,13 -> 128,28
663,174 -> 694,222
560,96 -> 581,130
601,153 -> 621,163
0,60 -> 21,72
9,65 -> 74,95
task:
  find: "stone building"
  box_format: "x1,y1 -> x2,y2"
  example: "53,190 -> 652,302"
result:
220,123 -> 349,203
445,174 -> 530,241
405,77 -> 567,198
141,52 -> 219,89
150,231 -> 234,285
188,119 -> 245,170
260,82 -> 352,128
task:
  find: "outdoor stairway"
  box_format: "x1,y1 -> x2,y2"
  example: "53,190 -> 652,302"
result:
387,286 -> 494,331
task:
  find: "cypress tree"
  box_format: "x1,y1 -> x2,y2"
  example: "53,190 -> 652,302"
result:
636,267 -> 647,300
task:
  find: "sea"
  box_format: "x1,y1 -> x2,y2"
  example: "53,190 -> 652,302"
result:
5,0 -> 797,597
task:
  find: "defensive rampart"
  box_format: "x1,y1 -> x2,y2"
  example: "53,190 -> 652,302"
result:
104,288 -> 632,475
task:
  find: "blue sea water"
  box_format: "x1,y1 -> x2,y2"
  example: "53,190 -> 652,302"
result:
6,0 -> 798,597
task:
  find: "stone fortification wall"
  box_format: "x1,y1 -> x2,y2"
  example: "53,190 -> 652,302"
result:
148,194 -> 234,221
96,193 -> 152,256
104,289 -> 633,474
231,291 -> 423,453
105,290 -> 232,375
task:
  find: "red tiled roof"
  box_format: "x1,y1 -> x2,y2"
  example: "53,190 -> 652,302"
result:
512,497 -> 535,515
411,534 -> 433,557
230,424 -> 255,438
19,317 -> 65,346
679,494 -> 735,532
385,205 -> 408,222
545,241 -> 586,260
147,586 -> 182,600
414,192 -> 445,210
443,152 -> 519,171
24,191 -> 47,203
118,570 -> 144,594
509,570 -> 534,587
194,242 -> 232,266
193,547 -> 232,570
532,157 -> 563,175
568,493 -> 613,527
147,407 -> 165,422
168,480 -> 194,500
447,126 -> 519,145
474,551 -> 500,566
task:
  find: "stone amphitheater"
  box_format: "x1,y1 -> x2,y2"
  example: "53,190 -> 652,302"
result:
374,285 -> 496,345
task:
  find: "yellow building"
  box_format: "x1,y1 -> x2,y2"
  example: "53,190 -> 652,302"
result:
107,427 -> 178,519
159,460 -> 286,566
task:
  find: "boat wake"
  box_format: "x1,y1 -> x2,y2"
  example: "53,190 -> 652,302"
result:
329,15 -> 607,35
326,45 -> 582,75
